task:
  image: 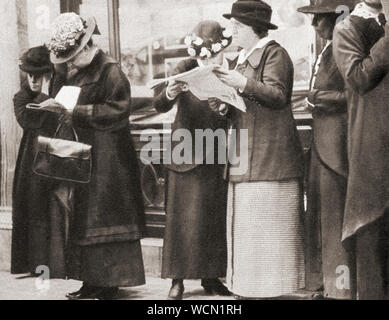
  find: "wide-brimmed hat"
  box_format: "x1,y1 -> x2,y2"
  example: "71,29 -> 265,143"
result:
48,13 -> 101,64
184,20 -> 233,59
223,0 -> 278,30
297,0 -> 357,14
19,45 -> 52,75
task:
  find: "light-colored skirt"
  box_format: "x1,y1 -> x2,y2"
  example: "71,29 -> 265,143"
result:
227,179 -> 305,298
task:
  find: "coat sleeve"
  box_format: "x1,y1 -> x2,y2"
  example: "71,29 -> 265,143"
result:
333,23 -> 389,95
13,90 -> 51,129
240,46 -> 293,109
72,64 -> 131,131
309,89 -> 347,112
153,87 -> 177,114
152,60 -> 191,113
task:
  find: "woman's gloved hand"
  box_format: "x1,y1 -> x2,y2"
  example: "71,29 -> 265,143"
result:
208,97 -> 228,115
307,89 -> 318,106
166,80 -> 189,100
38,98 -> 66,114
213,67 -> 248,91
59,108 -> 73,126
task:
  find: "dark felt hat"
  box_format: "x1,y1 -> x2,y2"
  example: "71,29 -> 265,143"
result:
223,0 -> 278,30
19,45 -> 52,75
297,0 -> 357,14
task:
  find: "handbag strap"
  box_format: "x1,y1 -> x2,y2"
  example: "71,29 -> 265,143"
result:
54,122 -> 79,142
45,123 -> 81,157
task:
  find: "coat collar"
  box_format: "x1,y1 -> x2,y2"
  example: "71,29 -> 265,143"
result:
67,50 -> 117,86
246,40 -> 277,69
229,40 -> 276,70
236,38 -> 275,68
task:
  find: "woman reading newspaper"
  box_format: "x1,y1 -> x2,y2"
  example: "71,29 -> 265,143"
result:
13,13 -> 146,300
213,0 -> 305,299
153,20 -> 232,300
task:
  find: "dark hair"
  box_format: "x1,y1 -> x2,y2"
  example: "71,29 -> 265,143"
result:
252,26 -> 269,39
314,12 -> 341,27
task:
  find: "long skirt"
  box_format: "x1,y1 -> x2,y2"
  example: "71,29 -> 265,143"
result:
161,165 -> 228,279
305,148 -> 355,299
48,183 -> 145,288
226,179 -> 305,298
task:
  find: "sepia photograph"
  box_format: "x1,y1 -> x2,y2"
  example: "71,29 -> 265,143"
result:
0,0 -> 388,311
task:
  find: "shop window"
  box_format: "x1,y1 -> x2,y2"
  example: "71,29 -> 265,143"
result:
79,0 -> 110,53
118,0 -> 314,98
24,0 -> 60,48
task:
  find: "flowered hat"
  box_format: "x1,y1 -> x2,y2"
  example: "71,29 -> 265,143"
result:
48,13 -> 100,64
184,20 -> 232,59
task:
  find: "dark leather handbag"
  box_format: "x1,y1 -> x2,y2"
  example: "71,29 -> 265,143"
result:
33,124 -> 92,183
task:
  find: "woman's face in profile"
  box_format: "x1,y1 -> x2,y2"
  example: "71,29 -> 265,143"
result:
231,18 -> 255,48
27,73 -> 44,92
66,44 -> 97,70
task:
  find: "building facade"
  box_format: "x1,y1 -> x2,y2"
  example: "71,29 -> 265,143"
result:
0,0 -> 316,271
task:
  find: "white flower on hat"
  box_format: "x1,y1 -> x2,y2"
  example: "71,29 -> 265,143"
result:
184,36 -> 193,46
223,29 -> 233,38
194,37 -> 204,46
188,47 -> 197,57
200,47 -> 211,58
212,43 -> 222,53
221,39 -> 229,47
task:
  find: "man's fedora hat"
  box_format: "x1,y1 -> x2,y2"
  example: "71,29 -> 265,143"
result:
19,45 -> 52,75
223,0 -> 278,30
297,0 -> 357,14
48,13 -> 101,64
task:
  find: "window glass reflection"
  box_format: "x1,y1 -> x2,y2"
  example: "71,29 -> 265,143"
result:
118,0 -> 313,96
79,0 -> 110,53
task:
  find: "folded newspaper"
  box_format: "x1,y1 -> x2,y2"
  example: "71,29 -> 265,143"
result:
148,64 -> 247,113
27,86 -> 81,111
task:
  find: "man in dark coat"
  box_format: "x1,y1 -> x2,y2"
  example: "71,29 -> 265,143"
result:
12,46 -> 58,275
298,0 -> 357,300
333,0 -> 389,299
45,13 -> 145,299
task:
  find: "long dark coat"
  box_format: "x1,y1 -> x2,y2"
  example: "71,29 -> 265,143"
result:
304,42 -> 354,299
48,51 -> 146,286
11,82 -> 59,274
153,58 -> 228,279
333,16 -> 389,241
51,51 -> 146,246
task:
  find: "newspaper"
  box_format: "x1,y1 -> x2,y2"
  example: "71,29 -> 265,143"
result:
27,86 -> 81,111
148,64 -> 247,113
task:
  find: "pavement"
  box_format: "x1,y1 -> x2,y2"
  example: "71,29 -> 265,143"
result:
0,271 -> 316,300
